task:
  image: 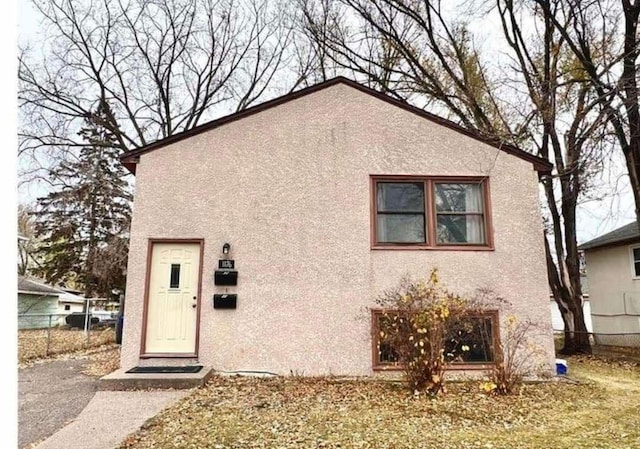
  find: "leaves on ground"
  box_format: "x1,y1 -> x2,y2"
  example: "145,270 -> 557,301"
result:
18,327 -> 116,364
119,356 -> 640,449
81,346 -> 121,377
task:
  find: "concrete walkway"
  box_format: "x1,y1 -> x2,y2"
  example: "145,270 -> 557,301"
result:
35,390 -> 189,449
19,359 -> 99,448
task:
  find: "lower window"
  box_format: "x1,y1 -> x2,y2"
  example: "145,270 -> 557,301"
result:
372,310 -> 498,369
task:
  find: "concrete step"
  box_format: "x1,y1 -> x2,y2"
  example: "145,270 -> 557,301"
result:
99,366 -> 213,390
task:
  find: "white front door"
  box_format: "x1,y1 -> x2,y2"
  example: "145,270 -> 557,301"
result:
144,242 -> 200,354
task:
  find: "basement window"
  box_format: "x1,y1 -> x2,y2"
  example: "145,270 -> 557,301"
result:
371,310 -> 498,370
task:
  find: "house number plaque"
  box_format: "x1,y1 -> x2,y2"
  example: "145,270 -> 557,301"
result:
218,259 -> 235,269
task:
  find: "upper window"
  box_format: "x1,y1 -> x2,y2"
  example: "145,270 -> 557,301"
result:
631,245 -> 640,278
372,176 -> 491,248
376,182 -> 426,243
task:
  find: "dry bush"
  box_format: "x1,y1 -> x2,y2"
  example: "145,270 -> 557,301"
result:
376,269 -> 468,395
377,277 -> 546,397
488,316 -> 547,395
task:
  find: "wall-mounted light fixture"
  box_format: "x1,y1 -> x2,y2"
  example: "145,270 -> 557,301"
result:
222,243 -> 231,255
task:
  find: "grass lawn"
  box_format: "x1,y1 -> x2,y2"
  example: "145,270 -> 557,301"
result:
120,356 -> 640,449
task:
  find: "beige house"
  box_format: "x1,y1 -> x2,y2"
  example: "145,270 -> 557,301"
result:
580,221 -> 640,347
119,77 -> 556,376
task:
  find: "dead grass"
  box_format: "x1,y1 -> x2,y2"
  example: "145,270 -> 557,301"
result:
119,356 -> 640,449
18,327 -> 116,363
81,346 -> 121,377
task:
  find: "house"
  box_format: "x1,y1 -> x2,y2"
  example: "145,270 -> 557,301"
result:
18,276 -> 63,329
118,77 -> 556,376
579,221 -> 640,347
549,274 -> 592,333
57,290 -> 85,323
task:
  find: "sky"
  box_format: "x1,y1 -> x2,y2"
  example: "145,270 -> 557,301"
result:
15,0 -> 638,244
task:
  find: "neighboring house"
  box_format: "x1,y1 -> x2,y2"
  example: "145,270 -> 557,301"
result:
57,290 -> 85,325
549,274 -> 592,333
118,77 -> 556,376
580,221 -> 640,347
18,276 -> 63,329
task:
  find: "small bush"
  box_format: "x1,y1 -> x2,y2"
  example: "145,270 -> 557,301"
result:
489,315 -> 545,395
376,269 -> 468,395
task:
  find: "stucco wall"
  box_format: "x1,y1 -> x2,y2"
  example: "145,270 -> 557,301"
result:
121,83 -> 555,375
584,244 -> 640,346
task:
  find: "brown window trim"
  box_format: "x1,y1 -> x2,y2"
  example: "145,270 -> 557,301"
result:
370,308 -> 501,372
370,175 -> 494,251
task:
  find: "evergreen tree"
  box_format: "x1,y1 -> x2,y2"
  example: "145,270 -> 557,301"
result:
32,100 -> 132,298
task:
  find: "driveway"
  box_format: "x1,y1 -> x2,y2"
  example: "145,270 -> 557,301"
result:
18,359 -> 99,448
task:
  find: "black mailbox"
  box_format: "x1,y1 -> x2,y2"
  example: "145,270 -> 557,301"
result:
213,294 -> 237,309
214,270 -> 238,286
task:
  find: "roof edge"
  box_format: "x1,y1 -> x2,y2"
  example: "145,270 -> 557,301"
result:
579,236 -> 640,251
120,77 -> 553,174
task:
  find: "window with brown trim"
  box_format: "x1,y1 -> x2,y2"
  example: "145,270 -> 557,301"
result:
371,309 -> 498,370
371,176 -> 492,249
434,182 -> 486,245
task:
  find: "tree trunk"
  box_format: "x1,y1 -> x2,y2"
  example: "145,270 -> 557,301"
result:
544,233 -> 591,354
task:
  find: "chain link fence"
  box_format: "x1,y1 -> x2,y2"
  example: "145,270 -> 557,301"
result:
591,332 -> 640,348
554,329 -> 640,365
18,311 -> 117,363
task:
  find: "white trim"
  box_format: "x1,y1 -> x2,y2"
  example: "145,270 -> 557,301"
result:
629,244 -> 640,279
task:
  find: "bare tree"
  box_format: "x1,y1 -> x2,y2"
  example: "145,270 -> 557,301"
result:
534,0 -> 640,222
298,0 -> 513,134
298,0 -> 610,353
19,0 -> 305,183
18,204 -> 39,276
496,0 -> 612,354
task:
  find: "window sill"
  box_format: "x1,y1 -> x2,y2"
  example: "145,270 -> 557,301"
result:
373,363 -> 495,372
371,245 -> 494,251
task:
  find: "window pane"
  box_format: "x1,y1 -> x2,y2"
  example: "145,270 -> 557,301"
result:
377,315 -> 400,364
377,214 -> 426,243
377,182 -> 425,212
435,183 -> 483,212
445,316 -> 494,363
634,248 -> 640,262
169,264 -> 180,289
437,215 -> 485,244
635,261 -> 640,277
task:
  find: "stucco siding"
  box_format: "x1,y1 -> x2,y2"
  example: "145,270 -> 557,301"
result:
585,244 -> 640,346
121,84 -> 555,374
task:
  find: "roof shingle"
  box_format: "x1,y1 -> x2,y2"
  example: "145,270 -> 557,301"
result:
17,277 -> 64,296
579,221 -> 640,251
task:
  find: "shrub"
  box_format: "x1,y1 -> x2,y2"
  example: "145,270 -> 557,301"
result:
376,269 -> 468,395
489,315 -> 545,395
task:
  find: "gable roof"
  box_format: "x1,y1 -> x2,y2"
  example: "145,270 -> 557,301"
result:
120,77 -> 553,174
18,276 -> 64,297
579,221 -> 640,251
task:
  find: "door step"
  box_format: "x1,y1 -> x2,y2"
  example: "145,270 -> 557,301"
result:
100,366 -> 213,391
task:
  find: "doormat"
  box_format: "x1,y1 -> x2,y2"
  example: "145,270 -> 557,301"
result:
126,365 -> 203,374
